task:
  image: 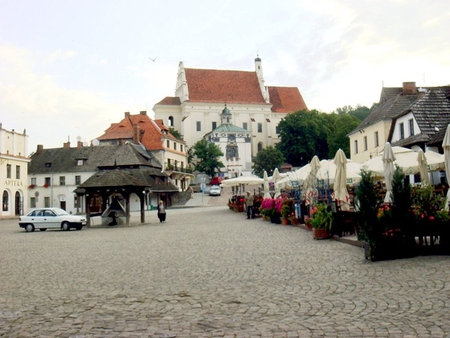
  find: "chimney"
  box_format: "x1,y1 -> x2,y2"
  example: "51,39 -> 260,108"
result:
402,82 -> 417,95
124,112 -> 130,118
63,142 -> 70,148
77,141 -> 83,149
36,144 -> 44,155
140,110 -> 147,115
133,125 -> 140,143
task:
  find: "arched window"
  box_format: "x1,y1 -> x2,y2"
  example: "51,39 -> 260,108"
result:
257,142 -> 263,152
168,116 -> 174,127
2,190 -> 9,211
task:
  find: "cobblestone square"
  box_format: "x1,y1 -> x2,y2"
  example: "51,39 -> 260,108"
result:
1,205 -> 450,337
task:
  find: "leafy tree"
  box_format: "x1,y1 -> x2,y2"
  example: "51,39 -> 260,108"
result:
168,128 -> 183,140
276,109 -> 331,166
334,105 -> 370,122
325,113 -> 360,158
252,146 -> 285,177
190,139 -> 224,176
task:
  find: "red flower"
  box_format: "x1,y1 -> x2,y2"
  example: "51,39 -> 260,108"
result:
429,216 -> 435,221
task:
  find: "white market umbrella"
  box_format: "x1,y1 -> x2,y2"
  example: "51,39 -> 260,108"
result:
270,168 -> 282,196
382,142 -> 396,203
263,170 -> 270,198
417,149 -> 430,186
361,146 -> 444,178
333,149 -> 350,211
443,124 -> 450,210
316,159 -> 362,185
221,175 -> 264,187
303,155 -> 321,205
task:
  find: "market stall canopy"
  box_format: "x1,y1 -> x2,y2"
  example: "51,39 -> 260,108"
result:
221,175 -> 264,187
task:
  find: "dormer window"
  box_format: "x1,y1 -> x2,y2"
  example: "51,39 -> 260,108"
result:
45,162 -> 52,168
77,159 -> 84,166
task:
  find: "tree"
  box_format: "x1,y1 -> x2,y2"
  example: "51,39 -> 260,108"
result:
276,109 -> 331,166
252,146 -> 285,178
190,139 -> 224,176
334,105 -> 370,122
168,128 -> 183,140
325,113 -> 360,158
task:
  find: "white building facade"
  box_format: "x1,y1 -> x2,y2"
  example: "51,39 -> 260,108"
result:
0,126 -> 30,218
153,57 -> 308,160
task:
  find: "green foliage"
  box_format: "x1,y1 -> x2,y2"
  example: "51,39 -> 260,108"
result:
325,113 -> 360,158
334,105 -> 370,121
391,165 -> 412,222
411,184 -> 448,222
190,139 -> 224,176
252,146 -> 285,177
276,109 -> 330,166
355,169 -> 382,244
309,204 -> 333,230
281,198 -> 293,218
168,128 -> 183,140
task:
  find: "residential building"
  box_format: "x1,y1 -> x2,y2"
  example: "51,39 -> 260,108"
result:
95,110 -> 192,191
28,142 -> 177,214
0,125 -> 30,218
348,82 -> 450,163
153,56 -> 308,164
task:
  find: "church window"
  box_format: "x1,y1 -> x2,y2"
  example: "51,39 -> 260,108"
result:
258,142 -> 263,152
196,121 -> 201,131
243,122 -> 247,130
168,116 -> 174,127
212,122 -> 217,130
257,123 -> 262,133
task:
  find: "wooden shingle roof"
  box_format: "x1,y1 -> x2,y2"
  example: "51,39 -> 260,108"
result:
79,167 -> 179,193
29,143 -> 162,175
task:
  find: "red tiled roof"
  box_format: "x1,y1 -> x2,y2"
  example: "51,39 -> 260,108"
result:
185,68 -> 268,104
96,113 -> 177,151
155,65 -> 308,114
268,86 -> 308,113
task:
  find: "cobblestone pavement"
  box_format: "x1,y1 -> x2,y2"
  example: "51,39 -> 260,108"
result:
1,204 -> 450,338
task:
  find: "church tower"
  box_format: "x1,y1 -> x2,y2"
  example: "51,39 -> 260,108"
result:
255,55 -> 269,103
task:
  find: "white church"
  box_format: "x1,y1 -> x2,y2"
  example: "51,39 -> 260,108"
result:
153,56 -> 308,176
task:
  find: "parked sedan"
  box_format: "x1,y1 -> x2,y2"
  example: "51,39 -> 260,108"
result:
209,185 -> 221,196
19,208 -> 87,232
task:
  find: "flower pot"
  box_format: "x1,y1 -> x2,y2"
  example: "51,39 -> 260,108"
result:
270,215 -> 281,224
312,228 -> 329,240
281,218 -> 290,225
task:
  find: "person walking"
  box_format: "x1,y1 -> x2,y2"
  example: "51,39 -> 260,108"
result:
157,200 -> 166,223
245,191 -> 254,219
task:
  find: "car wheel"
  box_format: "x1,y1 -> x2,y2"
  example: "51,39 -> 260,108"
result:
40,228 -> 47,231
61,222 -> 70,231
25,224 -> 35,232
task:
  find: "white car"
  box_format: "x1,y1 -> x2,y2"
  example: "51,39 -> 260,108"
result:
209,185 -> 221,196
19,208 -> 87,232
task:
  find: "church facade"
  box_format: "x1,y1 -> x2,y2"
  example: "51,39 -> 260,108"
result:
153,57 -> 308,164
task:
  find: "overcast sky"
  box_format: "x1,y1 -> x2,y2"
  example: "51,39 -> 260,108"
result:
1,0 -> 449,154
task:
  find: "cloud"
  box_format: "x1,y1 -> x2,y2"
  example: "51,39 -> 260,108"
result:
0,44 -> 132,152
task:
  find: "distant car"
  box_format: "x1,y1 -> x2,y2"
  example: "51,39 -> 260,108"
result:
210,177 -> 224,186
209,185 -> 221,196
19,208 -> 87,232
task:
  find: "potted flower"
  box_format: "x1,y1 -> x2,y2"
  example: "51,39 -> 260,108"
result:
259,198 -> 274,220
281,198 -> 292,225
309,203 -> 333,239
411,184 -> 450,250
